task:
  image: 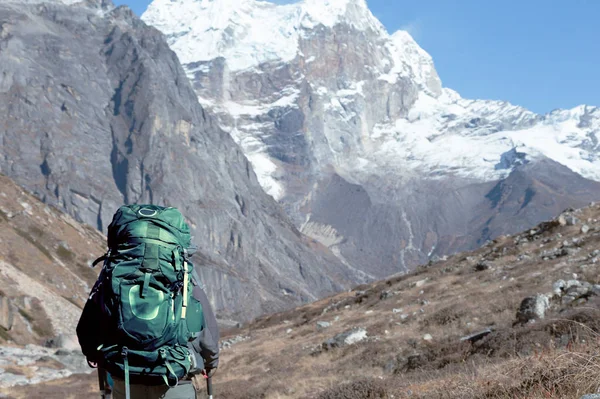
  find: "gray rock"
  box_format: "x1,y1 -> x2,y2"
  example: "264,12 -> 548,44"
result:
219,335 -> 250,350
0,297 -> 14,331
580,395 -> 600,399
558,215 -> 568,226
0,0 -> 360,320
565,216 -> 580,226
553,280 -> 567,296
414,279 -> 427,288
45,334 -> 80,351
380,290 -> 393,300
460,328 -> 493,343
475,260 -> 493,271
316,321 -> 331,330
322,327 -> 367,350
516,294 -> 550,324
581,224 -> 590,234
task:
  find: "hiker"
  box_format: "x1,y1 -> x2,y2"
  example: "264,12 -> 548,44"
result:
76,205 -> 219,399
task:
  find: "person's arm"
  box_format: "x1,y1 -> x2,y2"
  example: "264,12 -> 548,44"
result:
190,280 -> 220,372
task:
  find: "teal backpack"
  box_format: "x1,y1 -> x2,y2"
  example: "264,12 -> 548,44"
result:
77,205 -> 204,396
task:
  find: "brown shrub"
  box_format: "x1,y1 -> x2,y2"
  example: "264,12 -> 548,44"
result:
317,379 -> 389,399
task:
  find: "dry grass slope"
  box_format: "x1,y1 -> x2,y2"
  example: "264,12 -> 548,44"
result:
3,197 -> 600,399
211,204 -> 600,399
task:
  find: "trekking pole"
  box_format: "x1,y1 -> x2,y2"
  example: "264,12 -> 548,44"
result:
98,367 -> 112,399
207,376 -> 213,399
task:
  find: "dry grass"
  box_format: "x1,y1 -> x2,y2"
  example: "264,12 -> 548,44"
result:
6,196 -> 600,398
206,205 -> 600,399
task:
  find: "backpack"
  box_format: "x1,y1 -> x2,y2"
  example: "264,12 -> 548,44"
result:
77,204 -> 204,395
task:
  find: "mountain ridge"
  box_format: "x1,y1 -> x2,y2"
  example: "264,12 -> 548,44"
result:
142,0 -> 600,278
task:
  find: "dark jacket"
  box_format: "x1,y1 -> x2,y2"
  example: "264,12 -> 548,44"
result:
189,269 -> 220,371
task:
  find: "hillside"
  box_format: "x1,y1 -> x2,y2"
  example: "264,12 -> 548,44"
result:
212,203 -> 600,398
3,202 -> 600,398
0,174 -> 104,345
0,174 -> 104,390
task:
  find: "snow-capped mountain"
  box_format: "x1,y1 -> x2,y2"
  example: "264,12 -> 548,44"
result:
143,0 -> 600,277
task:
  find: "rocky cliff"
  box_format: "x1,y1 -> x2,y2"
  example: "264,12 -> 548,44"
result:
0,0 -> 361,320
143,0 -> 600,277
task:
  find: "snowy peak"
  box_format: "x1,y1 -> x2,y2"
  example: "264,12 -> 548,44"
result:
143,0 -> 390,70
388,30 -> 442,96
300,0 -> 383,31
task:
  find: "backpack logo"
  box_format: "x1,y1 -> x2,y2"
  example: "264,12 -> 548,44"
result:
138,208 -> 158,217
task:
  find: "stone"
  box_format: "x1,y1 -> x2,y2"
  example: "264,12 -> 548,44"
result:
392,309 -> 403,314
45,334 -> 80,351
422,334 -> 433,341
579,395 -> 600,399
558,215 -> 568,226
581,225 -> 590,234
414,279 -> 427,288
475,260 -> 493,271
566,216 -> 580,226
322,328 -> 367,350
219,335 -> 250,350
516,294 -> 550,324
316,321 -> 331,330
460,328 -> 493,343
553,280 -> 567,296
0,297 -> 14,331
380,291 -> 393,300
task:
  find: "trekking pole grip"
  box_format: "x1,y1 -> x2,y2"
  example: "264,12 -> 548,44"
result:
207,376 -> 213,399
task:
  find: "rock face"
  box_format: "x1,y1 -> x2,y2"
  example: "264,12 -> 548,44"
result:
0,0 -> 360,320
143,0 -> 600,278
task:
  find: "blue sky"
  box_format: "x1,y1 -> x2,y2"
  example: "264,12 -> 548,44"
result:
115,0 -> 599,114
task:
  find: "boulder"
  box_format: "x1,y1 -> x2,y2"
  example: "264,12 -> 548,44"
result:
380,291 -> 393,300
516,294 -> 550,324
316,321 -> 331,330
45,334 -> 80,351
0,297 -> 14,331
322,328 -> 367,350
475,260 -> 493,271
566,216 -> 580,226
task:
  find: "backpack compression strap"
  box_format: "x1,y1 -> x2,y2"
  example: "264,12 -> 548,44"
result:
122,347 -> 130,399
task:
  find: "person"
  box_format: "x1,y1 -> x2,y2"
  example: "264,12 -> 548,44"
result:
77,205 -> 220,399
